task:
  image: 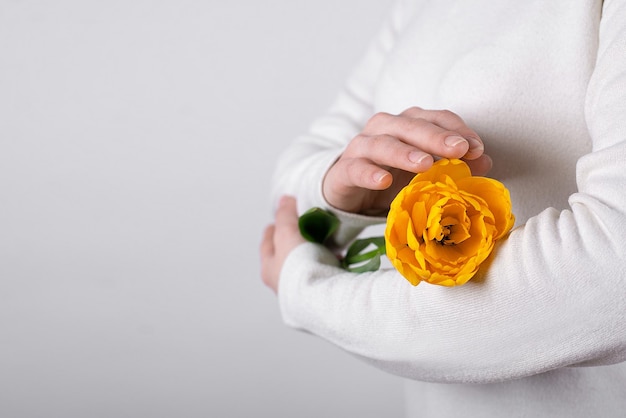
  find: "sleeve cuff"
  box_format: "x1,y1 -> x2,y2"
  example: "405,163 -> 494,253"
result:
313,166 -> 387,248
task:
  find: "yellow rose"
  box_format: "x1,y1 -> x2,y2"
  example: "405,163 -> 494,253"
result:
385,159 -> 515,287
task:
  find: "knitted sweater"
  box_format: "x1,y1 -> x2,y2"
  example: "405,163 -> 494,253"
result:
271,0 -> 626,416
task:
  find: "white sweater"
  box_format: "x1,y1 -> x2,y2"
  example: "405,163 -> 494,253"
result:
271,0 -> 626,416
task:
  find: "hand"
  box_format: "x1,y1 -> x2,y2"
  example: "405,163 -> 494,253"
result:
323,107 -> 492,215
260,196 -> 306,293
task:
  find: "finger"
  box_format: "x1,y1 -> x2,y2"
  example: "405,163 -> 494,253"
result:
464,153 -> 493,176
275,196 -> 298,228
274,196 -> 304,247
260,224 -> 276,259
260,224 -> 277,291
344,134 -> 434,174
363,111 -> 469,158
328,157 -> 394,193
364,109 -> 483,160
400,107 -> 484,159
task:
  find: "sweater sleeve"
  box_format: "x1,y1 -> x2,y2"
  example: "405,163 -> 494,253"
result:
276,0 -> 626,384
270,0 -> 417,247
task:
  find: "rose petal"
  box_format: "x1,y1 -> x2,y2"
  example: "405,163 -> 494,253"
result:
410,158 -> 471,185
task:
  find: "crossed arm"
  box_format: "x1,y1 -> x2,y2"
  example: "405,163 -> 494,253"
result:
261,107 -> 489,292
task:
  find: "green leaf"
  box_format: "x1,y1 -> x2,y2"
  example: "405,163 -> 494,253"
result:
342,236 -> 386,273
345,237 -> 386,259
298,207 -> 386,273
298,207 -> 340,244
345,248 -> 384,264
345,253 -> 381,273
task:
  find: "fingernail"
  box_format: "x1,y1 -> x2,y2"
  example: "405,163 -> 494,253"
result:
483,153 -> 493,167
374,171 -> 390,183
408,151 -> 430,165
467,137 -> 484,152
444,135 -> 467,148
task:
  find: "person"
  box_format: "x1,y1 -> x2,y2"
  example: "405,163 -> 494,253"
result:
260,0 -> 626,416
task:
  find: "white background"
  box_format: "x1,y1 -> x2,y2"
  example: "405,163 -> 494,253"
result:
0,1 -> 405,417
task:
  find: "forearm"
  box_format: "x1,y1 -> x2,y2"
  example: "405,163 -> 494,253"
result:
276,118 -> 626,383
278,170 -> 626,384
